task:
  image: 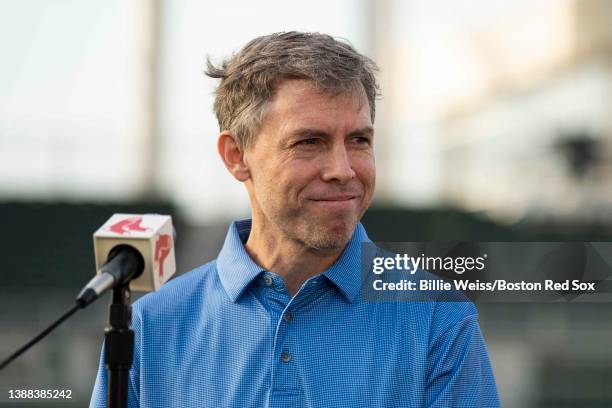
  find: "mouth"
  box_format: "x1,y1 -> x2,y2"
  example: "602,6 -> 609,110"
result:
311,195 -> 357,202
308,195 -> 358,209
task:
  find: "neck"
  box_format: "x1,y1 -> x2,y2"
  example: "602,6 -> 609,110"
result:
244,219 -> 348,296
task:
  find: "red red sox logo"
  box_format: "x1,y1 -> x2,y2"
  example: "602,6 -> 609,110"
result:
155,234 -> 172,279
107,216 -> 150,235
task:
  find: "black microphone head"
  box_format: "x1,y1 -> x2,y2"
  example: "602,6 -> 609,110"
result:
103,244 -> 146,285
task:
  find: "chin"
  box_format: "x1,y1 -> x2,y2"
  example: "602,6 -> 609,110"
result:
303,217 -> 356,250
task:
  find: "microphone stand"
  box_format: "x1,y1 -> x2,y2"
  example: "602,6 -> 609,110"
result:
105,283 -> 134,408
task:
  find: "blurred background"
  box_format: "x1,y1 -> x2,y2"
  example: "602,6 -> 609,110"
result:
1,0 -> 612,406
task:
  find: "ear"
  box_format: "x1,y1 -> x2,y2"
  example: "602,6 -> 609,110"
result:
217,131 -> 250,182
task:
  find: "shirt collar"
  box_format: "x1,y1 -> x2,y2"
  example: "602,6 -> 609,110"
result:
216,219 -> 263,302
216,219 -> 371,303
321,222 -> 370,303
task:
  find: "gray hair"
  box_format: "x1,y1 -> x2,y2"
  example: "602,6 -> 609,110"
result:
205,31 -> 380,148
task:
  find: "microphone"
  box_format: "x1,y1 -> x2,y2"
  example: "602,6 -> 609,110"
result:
76,214 -> 176,308
0,214 -> 177,372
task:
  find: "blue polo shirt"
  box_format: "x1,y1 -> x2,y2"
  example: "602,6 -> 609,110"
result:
90,219 -> 499,407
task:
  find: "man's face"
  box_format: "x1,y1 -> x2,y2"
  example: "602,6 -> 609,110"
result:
243,79 -> 376,250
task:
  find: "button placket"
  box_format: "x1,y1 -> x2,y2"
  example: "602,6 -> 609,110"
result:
269,303 -> 300,393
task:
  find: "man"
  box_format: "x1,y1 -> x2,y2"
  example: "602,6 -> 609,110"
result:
91,32 -> 500,407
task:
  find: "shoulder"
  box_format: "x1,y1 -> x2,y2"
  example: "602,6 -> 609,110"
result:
366,245 -> 478,337
408,267 -> 479,342
428,298 -> 478,339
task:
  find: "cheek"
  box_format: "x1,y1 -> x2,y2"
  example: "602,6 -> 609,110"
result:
355,156 -> 376,188
255,162 -> 309,204
282,157 -> 321,184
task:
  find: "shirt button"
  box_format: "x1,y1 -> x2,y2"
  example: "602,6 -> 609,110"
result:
280,351 -> 291,363
283,311 -> 293,322
263,275 -> 273,287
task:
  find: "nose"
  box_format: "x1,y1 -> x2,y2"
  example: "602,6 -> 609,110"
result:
321,144 -> 356,184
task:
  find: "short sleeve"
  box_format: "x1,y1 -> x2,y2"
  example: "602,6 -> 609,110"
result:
425,313 -> 500,407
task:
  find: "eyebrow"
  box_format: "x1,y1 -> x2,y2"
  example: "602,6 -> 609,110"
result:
288,126 -> 375,139
348,126 -> 375,138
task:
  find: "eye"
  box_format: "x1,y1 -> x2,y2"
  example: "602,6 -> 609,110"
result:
351,136 -> 371,145
296,138 -> 319,146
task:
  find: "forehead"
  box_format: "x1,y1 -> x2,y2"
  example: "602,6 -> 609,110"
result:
262,79 -> 372,133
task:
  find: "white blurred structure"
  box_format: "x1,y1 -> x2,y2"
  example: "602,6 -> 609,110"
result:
1,0 -> 611,225
430,0 -> 612,223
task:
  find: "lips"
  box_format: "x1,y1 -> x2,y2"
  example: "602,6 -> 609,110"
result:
308,194 -> 360,211
311,195 -> 356,201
